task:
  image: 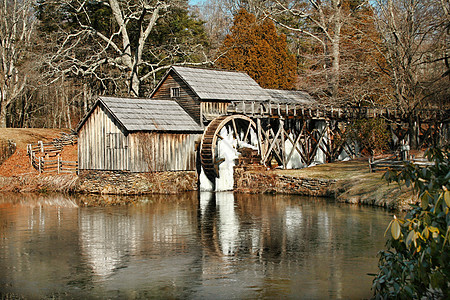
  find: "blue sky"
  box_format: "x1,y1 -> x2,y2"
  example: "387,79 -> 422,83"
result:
189,0 -> 205,6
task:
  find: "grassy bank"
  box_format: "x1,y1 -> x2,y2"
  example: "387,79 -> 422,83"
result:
0,128 -> 415,210
273,159 -> 415,210
0,174 -> 78,193
0,128 -> 78,193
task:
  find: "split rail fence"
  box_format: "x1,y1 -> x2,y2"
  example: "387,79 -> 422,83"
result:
27,132 -> 78,174
369,156 -> 433,172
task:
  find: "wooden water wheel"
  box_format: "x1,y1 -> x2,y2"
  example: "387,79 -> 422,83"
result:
200,115 -> 257,182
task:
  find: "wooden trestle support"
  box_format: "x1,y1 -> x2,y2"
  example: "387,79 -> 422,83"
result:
199,100 -> 449,180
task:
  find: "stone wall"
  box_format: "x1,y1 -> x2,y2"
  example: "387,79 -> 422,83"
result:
234,165 -> 337,197
76,170 -> 198,195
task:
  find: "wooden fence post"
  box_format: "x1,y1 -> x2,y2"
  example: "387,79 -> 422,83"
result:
27,144 -> 32,164
38,157 -> 42,173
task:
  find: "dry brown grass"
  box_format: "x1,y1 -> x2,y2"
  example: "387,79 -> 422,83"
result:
0,174 -> 78,193
273,158 -> 415,210
0,128 -> 78,193
0,128 -> 77,177
273,158 -> 371,180
0,128 -> 68,148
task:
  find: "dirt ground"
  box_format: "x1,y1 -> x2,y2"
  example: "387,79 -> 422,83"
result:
0,128 -> 67,148
0,128 -> 77,177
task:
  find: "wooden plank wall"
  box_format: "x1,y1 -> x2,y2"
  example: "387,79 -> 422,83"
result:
78,105 -> 129,171
151,72 -> 201,124
79,105 -> 201,172
129,133 -> 201,172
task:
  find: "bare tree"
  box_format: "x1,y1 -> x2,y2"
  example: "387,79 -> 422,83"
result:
266,0 -> 344,98
0,0 -> 36,127
196,0 -> 233,51
372,0 -> 449,112
44,0 -> 213,97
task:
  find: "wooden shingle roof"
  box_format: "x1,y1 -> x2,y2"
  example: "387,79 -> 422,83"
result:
77,97 -> 202,132
264,89 -> 316,105
170,66 -> 272,101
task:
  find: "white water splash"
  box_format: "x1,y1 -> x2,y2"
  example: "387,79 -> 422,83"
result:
199,167 -> 214,191
199,125 -> 258,192
215,127 -> 239,191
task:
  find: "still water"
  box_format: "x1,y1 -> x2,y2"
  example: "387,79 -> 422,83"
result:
0,192 -> 392,299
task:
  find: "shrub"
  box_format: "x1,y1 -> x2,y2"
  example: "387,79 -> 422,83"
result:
372,146 -> 450,299
345,118 -> 390,156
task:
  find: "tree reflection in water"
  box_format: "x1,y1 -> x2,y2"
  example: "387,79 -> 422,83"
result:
0,192 -> 391,299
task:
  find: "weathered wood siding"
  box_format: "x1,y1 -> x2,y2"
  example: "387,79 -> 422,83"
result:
129,133 -> 201,172
152,72 -> 201,124
78,104 -> 201,172
78,105 -> 129,171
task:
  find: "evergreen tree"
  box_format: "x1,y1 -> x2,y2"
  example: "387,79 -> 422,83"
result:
216,8 -> 297,90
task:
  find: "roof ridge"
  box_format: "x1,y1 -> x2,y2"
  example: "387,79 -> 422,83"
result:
172,65 -> 248,75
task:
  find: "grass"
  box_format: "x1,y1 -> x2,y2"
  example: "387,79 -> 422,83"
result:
273,158 -> 415,210
273,158 -> 372,180
0,128 -> 69,149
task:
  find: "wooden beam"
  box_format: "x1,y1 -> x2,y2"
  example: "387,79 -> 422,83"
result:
232,118 -> 238,141
257,118 -> 264,160
280,119 -> 286,168
243,120 -> 252,143
306,123 -> 329,164
262,126 -> 283,164
285,122 -> 308,165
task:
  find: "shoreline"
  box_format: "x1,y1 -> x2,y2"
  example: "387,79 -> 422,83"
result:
0,159 -> 415,211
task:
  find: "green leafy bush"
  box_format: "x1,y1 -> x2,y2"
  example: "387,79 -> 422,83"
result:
345,118 -> 390,156
372,146 -> 450,299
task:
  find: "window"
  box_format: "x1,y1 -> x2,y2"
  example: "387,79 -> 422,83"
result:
106,133 -> 128,149
170,87 -> 180,98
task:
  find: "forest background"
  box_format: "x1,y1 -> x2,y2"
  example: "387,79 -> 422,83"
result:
0,0 -> 448,129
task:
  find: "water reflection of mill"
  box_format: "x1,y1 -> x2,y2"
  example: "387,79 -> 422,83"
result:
198,193 -> 330,260
80,192 -> 248,279
0,192 -> 389,298
78,193 -> 337,278
77,194 -> 372,300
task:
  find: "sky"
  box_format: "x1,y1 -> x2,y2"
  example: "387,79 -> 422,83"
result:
189,0 -> 206,6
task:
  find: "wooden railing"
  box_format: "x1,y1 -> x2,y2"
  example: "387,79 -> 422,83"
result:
27,132 -> 78,174
369,155 -> 433,172
31,156 -> 78,174
228,101 -> 449,123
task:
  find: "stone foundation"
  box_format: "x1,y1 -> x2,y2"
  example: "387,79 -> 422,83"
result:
76,164 -> 335,196
76,170 -> 198,195
234,165 -> 337,197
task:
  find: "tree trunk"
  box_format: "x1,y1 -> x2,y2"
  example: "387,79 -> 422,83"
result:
330,0 -> 342,97
409,114 -> 419,150
0,102 -> 7,128
130,72 -> 140,97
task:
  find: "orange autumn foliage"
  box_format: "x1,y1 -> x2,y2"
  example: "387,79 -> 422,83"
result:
216,9 -> 297,90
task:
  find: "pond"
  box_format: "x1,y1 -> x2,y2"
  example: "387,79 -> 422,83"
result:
0,192 -> 392,299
